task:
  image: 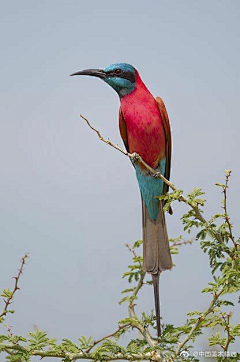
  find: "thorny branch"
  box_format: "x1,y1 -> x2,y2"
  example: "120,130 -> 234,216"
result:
128,270 -> 155,347
221,312 -> 234,352
85,324 -> 131,353
0,253 -> 29,321
222,170 -> 237,249
171,239 -> 194,247
125,243 -> 139,260
124,244 -> 155,347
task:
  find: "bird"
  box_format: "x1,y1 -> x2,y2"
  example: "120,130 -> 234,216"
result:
71,63 -> 173,337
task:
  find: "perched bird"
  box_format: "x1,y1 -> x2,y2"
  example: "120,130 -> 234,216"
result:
71,63 -> 173,336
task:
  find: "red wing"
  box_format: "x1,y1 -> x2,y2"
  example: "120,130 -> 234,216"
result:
119,107 -> 129,152
156,96 -> 172,197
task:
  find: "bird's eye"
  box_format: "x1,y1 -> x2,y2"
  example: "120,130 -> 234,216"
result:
115,69 -> 122,75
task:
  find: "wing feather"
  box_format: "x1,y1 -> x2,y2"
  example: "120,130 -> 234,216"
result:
119,107 -> 129,152
156,96 -> 172,214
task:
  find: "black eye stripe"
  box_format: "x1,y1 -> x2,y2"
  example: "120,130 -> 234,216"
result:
107,70 -> 135,83
123,71 -> 135,83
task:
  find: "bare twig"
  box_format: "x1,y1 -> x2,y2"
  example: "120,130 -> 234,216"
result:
0,253 -> 29,321
221,312 -> 234,352
171,239 -> 194,247
123,243 -> 156,347
127,270 -> 156,347
222,171 -> 237,249
85,324 -> 131,353
81,115 -> 130,158
125,243 -> 138,260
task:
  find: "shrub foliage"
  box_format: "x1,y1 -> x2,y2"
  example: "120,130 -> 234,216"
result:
0,171 -> 239,361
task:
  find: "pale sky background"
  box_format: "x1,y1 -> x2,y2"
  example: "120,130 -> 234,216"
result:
0,1 -> 240,361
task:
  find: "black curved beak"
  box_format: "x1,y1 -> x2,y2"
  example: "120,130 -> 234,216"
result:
70,69 -> 106,79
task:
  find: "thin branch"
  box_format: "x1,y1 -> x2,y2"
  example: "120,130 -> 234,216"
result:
175,286 -> 225,356
85,324 -> 131,353
123,243 -> 156,347
80,115 -> 223,244
127,270 -> 156,347
81,115 -> 129,158
222,312 -> 234,352
171,239 -> 194,247
222,171 -> 237,249
0,253 -> 29,321
125,243 -> 138,260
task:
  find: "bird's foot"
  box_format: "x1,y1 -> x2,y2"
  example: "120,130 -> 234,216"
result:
131,152 -> 140,164
153,171 -> 161,179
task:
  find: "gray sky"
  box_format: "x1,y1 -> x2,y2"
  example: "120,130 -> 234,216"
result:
0,0 -> 240,360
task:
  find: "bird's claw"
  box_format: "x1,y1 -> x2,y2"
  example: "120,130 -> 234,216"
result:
153,171 -> 161,179
131,152 -> 140,164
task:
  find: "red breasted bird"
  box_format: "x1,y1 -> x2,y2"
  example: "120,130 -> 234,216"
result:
71,63 -> 173,336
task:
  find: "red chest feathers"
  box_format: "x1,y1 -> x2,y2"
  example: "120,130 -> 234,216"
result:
120,89 -> 166,169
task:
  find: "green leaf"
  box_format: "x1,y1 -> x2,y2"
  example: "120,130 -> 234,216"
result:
209,332 -> 226,347
1,288 -> 13,299
28,330 -> 50,350
78,335 -> 92,349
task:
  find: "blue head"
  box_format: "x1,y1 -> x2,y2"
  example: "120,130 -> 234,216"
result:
71,63 -> 136,97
